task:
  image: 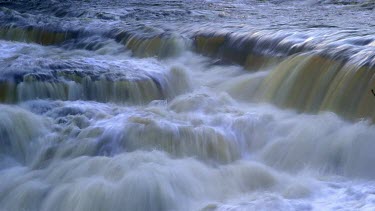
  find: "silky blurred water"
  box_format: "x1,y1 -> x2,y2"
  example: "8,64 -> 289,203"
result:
0,1 -> 374,210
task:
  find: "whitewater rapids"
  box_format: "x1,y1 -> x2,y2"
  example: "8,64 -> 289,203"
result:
0,0 -> 375,210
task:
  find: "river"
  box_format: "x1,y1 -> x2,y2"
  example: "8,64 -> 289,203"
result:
0,0 -> 375,210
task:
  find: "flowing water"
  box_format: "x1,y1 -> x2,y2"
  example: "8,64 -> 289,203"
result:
0,0 -> 375,210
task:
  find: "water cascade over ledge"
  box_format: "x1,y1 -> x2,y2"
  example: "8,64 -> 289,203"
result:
1,0 -> 375,210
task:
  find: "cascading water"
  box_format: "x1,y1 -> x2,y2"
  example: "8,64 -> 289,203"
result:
0,0 -> 374,210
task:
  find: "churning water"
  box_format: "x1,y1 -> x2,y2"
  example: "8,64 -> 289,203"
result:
0,0 -> 374,210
